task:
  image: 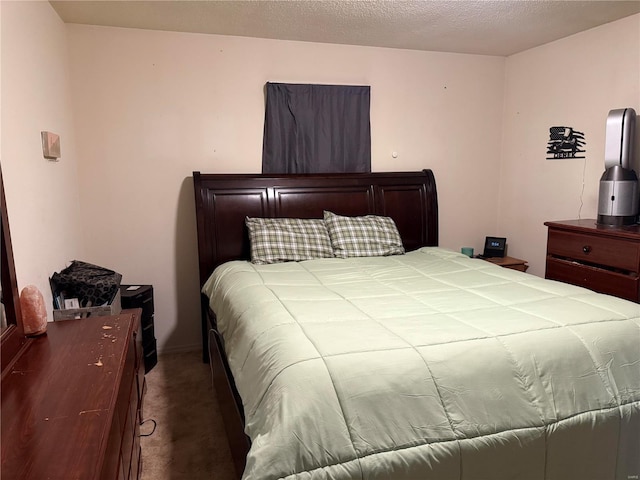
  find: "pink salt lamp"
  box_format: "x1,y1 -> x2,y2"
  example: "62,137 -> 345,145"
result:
20,285 -> 48,336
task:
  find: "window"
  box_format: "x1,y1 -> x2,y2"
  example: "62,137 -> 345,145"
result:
262,82 -> 371,173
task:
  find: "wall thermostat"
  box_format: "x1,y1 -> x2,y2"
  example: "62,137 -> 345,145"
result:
483,236 -> 506,258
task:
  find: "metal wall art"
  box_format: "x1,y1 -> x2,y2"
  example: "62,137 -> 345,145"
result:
546,126 -> 585,159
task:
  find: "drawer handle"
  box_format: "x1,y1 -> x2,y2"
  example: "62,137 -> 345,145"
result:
582,245 -> 592,254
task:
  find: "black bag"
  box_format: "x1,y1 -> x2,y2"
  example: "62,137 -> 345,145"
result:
51,261 -> 122,307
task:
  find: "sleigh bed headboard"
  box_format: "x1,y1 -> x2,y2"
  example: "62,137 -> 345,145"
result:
192,169 -> 438,287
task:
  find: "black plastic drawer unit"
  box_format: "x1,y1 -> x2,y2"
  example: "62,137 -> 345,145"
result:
120,285 -> 158,373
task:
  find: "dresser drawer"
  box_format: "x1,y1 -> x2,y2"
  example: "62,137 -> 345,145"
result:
547,229 -> 640,272
546,257 -> 640,302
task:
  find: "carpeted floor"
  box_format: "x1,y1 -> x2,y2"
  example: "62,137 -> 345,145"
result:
140,350 -> 236,480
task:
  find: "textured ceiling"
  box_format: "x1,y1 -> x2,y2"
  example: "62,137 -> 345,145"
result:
50,0 -> 640,56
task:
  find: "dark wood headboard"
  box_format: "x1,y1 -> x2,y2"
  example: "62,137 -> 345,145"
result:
193,169 -> 438,287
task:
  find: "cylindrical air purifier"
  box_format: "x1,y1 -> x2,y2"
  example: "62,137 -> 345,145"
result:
597,108 -> 639,226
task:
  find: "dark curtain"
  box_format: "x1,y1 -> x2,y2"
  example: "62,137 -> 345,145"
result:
262,82 -> 371,174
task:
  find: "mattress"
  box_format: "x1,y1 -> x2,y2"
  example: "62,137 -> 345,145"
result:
202,247 -> 640,480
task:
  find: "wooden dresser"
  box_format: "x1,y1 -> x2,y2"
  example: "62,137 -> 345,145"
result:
1,310 -> 145,480
544,219 -> 640,303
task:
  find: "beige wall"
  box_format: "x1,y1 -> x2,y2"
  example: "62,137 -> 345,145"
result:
1,1 -> 84,317
4,5 -> 639,353
66,26 -> 505,352
499,14 -> 640,276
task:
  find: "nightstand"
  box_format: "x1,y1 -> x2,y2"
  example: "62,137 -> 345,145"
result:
482,255 -> 529,272
544,219 -> 640,303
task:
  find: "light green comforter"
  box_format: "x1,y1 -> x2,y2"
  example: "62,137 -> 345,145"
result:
203,247 -> 640,480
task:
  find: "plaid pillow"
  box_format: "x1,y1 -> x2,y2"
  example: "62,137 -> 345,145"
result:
324,211 -> 405,258
246,217 -> 334,264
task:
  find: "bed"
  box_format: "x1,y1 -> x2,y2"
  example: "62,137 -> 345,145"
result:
193,169 -> 640,480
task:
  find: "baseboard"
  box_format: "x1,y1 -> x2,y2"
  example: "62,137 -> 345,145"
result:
157,343 -> 200,356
